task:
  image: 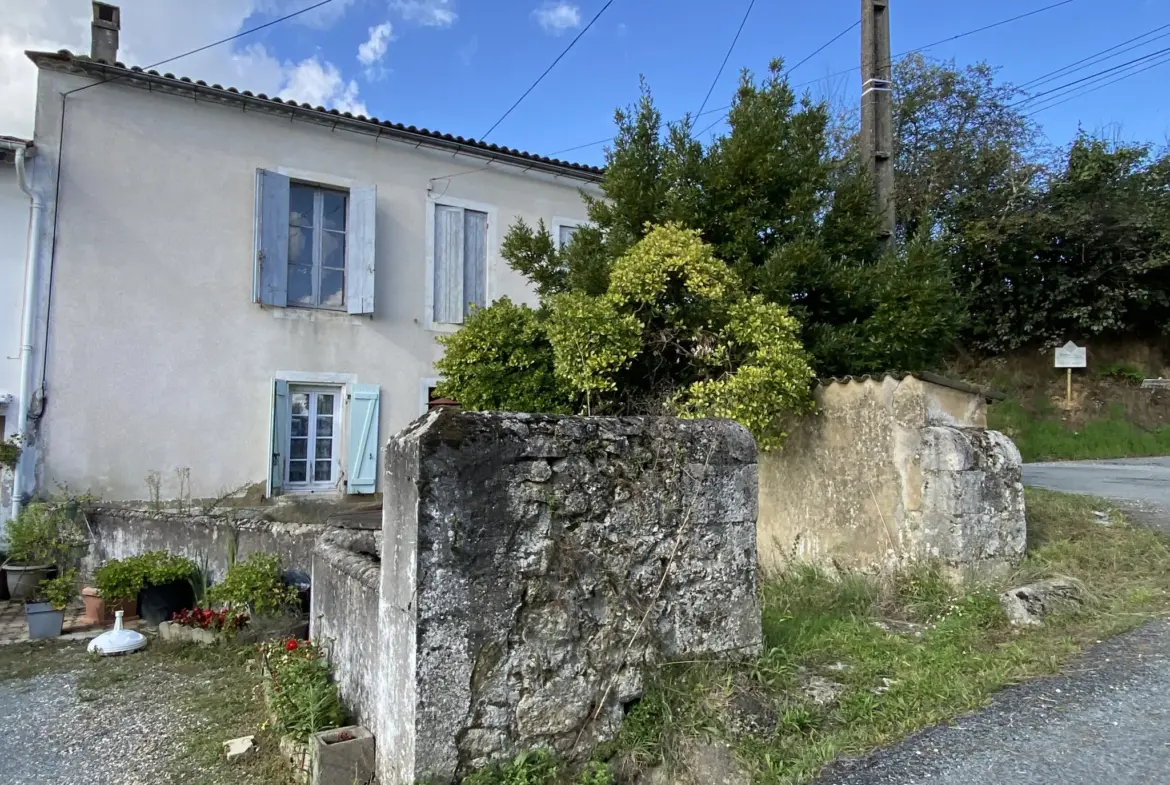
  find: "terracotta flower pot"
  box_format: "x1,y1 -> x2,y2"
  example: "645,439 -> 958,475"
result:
81,587 -> 138,626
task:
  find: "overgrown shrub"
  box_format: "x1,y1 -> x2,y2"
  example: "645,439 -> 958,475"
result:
261,638 -> 343,741
4,503 -> 79,566
206,553 -> 299,617
94,551 -> 198,605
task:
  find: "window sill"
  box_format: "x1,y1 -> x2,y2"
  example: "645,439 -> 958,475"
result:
271,307 -> 366,326
425,320 -> 463,334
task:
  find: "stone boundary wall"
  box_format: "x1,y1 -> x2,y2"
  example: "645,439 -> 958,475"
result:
311,528 -> 382,729
373,410 -> 763,785
82,507 -> 323,584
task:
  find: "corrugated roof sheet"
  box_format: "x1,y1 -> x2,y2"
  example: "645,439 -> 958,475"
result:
26,50 -> 604,182
820,371 -> 1004,402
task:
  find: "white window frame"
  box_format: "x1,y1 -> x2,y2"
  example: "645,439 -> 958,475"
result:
274,371 -> 357,497
552,216 -> 588,250
286,385 -> 342,491
425,194 -> 497,333
287,183 -> 349,311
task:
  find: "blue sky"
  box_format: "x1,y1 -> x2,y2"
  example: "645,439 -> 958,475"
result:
7,1 -> 1167,164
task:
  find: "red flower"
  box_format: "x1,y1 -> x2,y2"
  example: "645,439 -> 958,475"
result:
285,639 -> 298,651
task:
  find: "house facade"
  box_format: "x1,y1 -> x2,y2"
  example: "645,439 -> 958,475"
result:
0,136 -> 33,524
19,16 -> 599,505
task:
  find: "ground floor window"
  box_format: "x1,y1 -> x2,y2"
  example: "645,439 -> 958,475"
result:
287,386 -> 339,489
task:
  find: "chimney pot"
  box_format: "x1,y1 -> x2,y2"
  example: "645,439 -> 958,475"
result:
91,3 -> 120,63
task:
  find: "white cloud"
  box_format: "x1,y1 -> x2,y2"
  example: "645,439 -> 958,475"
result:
393,0 -> 457,28
533,2 -> 581,35
0,1 -> 367,137
281,56 -> 367,115
357,21 -> 392,81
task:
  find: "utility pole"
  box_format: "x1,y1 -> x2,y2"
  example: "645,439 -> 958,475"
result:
861,0 -> 895,242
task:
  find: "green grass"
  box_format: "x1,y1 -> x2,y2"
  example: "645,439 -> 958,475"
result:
989,399 -> 1170,462
600,488 -> 1170,785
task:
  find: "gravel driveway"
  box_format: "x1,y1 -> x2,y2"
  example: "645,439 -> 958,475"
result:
814,457 -> 1170,785
0,653 -> 195,785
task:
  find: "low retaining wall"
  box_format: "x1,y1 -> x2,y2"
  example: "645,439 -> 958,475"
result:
82,507 -> 324,584
311,528 -> 382,730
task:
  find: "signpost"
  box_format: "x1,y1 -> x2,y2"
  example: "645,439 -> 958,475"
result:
1054,341 -> 1087,405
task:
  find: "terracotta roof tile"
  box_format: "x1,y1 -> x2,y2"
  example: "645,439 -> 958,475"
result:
26,49 -> 604,181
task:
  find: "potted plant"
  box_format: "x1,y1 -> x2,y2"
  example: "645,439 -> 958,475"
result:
85,571 -> 140,625
2,503 -> 72,600
136,551 -> 199,625
26,569 -> 77,639
95,551 -> 199,626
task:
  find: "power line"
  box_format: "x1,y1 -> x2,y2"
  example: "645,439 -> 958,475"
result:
695,0 -> 758,119
549,20 -> 858,157
481,0 -> 616,141
1011,45 -> 1170,108
1017,22 -> 1170,90
1025,51 -> 1170,116
547,0 -> 1078,159
65,0 -> 337,96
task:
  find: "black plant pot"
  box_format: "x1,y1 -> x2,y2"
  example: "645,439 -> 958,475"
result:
138,579 -> 196,626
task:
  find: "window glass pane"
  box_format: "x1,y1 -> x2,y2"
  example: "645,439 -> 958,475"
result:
290,393 -> 309,416
317,394 -> 335,415
289,226 -> 314,265
288,264 -> 313,305
322,191 -> 347,231
290,438 -> 307,460
316,416 -> 333,438
291,415 -> 308,438
320,270 -> 344,309
314,460 -> 332,482
315,439 -> 332,460
289,461 -> 307,483
289,186 -> 315,227
322,230 -> 345,269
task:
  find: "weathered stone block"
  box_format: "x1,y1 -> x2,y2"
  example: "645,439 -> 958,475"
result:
311,726 -> 375,785
374,410 -> 762,785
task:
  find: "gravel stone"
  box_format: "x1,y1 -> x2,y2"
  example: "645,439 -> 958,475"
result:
0,655 -> 198,784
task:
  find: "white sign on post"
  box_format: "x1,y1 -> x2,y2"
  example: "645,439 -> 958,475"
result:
1054,341 -> 1087,369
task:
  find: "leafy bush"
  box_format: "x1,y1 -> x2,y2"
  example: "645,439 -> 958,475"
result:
1097,362 -> 1146,385
94,550 -> 199,605
94,558 -> 146,605
206,553 -> 299,617
37,569 -> 78,610
4,503 -> 78,566
261,638 -> 343,741
0,434 -> 21,470
439,224 -> 816,449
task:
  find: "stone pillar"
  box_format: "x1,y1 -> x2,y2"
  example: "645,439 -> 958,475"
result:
374,411 -> 762,784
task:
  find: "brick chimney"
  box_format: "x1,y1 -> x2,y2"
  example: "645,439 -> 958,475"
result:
91,2 -> 120,63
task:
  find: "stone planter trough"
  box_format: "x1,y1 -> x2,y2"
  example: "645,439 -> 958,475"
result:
310,726 -> 375,785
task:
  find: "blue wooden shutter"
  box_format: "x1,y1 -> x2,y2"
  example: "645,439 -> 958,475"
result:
255,169 -> 290,307
268,379 -> 290,497
347,384 -> 380,494
463,210 -> 487,316
433,204 -> 464,324
346,184 -> 377,315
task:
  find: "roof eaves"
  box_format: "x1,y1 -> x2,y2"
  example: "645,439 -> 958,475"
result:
26,50 -> 605,184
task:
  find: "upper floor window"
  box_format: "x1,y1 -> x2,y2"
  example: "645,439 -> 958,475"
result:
427,197 -> 495,329
288,185 -> 348,310
254,170 -> 377,315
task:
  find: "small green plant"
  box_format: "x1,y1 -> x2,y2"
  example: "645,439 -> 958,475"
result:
4,503 -> 78,566
37,569 -> 78,610
206,553 -> 298,617
0,433 -> 22,470
94,558 -> 147,606
1096,362 -> 1146,385
94,551 -> 199,605
260,638 -> 344,741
